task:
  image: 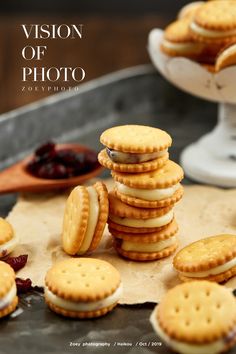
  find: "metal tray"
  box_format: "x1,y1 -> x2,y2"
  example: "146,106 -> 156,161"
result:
1,65 -> 233,354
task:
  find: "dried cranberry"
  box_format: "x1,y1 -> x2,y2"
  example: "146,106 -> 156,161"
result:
4,254 -> 28,272
83,150 -> 99,172
56,149 -> 85,167
37,163 -> 68,179
16,278 -> 32,294
27,141 -> 99,180
35,142 -> 56,158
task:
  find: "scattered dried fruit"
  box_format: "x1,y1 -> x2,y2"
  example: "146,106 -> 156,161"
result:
4,254 -> 28,272
16,278 -> 32,294
26,141 -> 99,179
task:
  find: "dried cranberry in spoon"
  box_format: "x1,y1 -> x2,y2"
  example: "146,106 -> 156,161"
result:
26,141 -> 98,179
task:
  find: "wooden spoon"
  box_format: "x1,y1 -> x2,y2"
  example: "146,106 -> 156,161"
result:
0,144 -> 103,194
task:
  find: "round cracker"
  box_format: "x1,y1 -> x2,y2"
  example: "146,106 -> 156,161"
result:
109,218 -> 178,243
45,258 -> 121,302
173,234 -> 236,272
108,219 -> 172,234
45,299 -> 118,319
100,125 -> 172,153
156,281 -> 236,343
164,18 -> 195,43
98,149 -> 169,173
194,1 -> 236,31
114,240 -> 178,261
0,218 -> 14,245
109,191 -> 172,219
114,185 -> 184,209
62,186 -> 89,255
0,296 -> 18,318
112,160 -> 184,189
0,261 -> 15,298
215,42 -> 236,72
87,182 -> 109,253
179,264 -> 236,284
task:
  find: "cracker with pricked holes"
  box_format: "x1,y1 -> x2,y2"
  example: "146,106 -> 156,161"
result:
100,125 -> 172,153
112,160 -> 184,189
45,258 -> 121,318
174,234 -> 236,272
155,281 -> 236,345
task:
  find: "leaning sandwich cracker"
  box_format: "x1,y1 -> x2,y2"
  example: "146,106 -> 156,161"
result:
62,181 -> 108,256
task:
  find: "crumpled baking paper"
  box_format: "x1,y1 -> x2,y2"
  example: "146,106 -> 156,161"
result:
7,180 -> 236,304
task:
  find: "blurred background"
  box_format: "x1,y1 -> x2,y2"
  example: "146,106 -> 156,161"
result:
0,0 -> 190,114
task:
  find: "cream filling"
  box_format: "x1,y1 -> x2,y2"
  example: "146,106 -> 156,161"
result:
45,284 -> 123,312
150,309 -> 226,354
0,284 -> 17,310
162,39 -> 203,52
217,43 -> 236,65
77,186 -> 100,255
191,21 -> 236,39
109,210 -> 174,228
116,182 -> 180,201
122,236 -> 176,253
180,257 -> 236,278
106,149 -> 167,164
0,236 -> 18,257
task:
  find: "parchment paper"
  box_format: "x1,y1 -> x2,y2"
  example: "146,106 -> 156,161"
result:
7,181 -> 236,304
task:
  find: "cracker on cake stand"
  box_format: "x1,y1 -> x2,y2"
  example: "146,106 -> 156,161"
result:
148,29 -> 236,188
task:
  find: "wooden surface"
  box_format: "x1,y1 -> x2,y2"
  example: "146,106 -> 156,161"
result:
0,15 -> 169,114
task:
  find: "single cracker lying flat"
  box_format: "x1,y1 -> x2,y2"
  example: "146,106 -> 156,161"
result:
45,258 -> 122,318
173,234 -> 236,283
114,184 -> 184,209
151,281 -> 236,348
100,125 -> 172,153
98,149 -> 169,173
112,160 -> 184,189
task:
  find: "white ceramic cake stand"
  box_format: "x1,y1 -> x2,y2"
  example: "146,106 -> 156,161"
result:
148,29 -> 236,187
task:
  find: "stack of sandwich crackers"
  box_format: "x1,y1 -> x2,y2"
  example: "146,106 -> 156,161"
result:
98,125 -> 184,261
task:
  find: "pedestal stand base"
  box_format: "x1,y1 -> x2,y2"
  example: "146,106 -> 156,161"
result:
181,143 -> 236,188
